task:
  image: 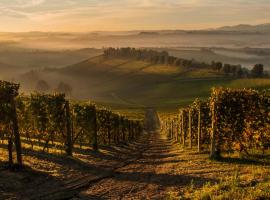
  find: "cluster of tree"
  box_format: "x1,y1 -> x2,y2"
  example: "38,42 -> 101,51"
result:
219,63 -> 265,78
35,80 -> 72,96
220,63 -> 245,77
251,64 -> 264,78
104,48 -> 266,78
104,47 -> 222,70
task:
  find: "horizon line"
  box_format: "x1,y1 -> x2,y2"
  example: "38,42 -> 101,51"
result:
1,22 -> 269,34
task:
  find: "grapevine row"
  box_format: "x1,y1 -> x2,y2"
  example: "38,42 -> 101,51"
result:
161,88 -> 270,159
0,80 -> 143,166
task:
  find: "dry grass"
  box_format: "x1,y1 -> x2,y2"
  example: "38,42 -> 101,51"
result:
141,64 -> 184,75
228,78 -> 270,90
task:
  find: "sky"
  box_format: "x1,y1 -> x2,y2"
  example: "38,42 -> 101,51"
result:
0,0 -> 269,32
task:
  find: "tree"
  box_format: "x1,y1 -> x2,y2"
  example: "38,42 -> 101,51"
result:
229,64 -> 243,77
36,80 -> 50,93
215,62 -> 223,71
211,61 -> 223,71
222,64 -> 231,74
251,64 -> 264,77
236,67 -> 244,77
56,82 -> 72,97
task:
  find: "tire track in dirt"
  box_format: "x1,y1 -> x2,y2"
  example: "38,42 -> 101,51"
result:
71,109 -> 182,200
28,133 -> 151,200
73,131 -> 177,200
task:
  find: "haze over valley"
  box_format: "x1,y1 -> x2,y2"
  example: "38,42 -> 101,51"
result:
1,1 -> 270,199
0,24 -> 270,109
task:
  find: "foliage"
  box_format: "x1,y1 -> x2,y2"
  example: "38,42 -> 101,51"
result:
104,47 -> 247,77
251,64 -> 264,78
161,87 -> 270,158
210,88 -> 270,155
0,80 -> 22,165
0,80 -> 143,164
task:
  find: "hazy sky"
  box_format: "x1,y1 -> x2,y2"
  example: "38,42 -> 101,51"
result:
0,0 -> 269,32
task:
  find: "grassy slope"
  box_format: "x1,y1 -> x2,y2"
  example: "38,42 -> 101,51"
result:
31,55 -> 270,113
0,47 -> 103,71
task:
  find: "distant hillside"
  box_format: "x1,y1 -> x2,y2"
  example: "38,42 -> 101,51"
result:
0,61 -> 22,80
17,53 -> 229,107
217,23 -> 270,33
138,32 -> 160,35
0,61 -> 16,71
18,51 -> 270,111
0,47 -> 102,70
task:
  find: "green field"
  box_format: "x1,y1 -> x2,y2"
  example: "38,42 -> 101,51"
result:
95,78 -> 270,114
20,55 -> 270,113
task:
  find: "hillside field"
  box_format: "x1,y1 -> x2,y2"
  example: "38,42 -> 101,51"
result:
19,55 -> 270,113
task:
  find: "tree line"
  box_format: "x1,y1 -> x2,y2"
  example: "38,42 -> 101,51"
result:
104,47 -> 266,78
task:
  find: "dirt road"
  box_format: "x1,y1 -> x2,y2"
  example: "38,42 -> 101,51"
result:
72,108 -> 211,199
73,132 -> 178,199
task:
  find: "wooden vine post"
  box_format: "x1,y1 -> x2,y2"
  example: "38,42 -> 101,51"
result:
175,119 -> 179,142
166,120 -> 168,138
169,120 -> 171,138
10,92 -> 23,166
182,111 -> 186,147
189,108 -> 192,148
178,114 -> 182,144
107,113 -> 111,145
130,121 -> 134,140
168,120 -> 171,139
128,120 -> 131,141
210,100 -> 217,159
8,138 -> 13,165
122,118 -> 126,142
197,103 -> 201,153
65,100 -> 73,156
115,116 -> 120,144
171,120 -> 174,139
92,107 -> 98,151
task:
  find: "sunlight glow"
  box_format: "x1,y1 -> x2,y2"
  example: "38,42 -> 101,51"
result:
0,0 -> 269,32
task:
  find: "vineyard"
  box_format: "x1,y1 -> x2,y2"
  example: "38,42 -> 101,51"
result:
0,80 -> 143,167
1,79 -> 270,199
1,78 -> 270,166
161,87 -> 270,158
2,1 -> 270,198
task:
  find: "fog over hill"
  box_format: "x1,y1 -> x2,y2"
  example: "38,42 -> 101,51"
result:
217,23 -> 270,33
0,23 -> 269,107
15,49 -> 270,110
0,23 -> 270,50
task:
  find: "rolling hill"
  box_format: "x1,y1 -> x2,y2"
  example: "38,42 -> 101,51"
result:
0,47 -> 102,70
217,23 -> 270,33
0,61 -> 23,80
18,54 -> 270,111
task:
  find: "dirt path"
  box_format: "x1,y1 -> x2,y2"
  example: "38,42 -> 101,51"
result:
2,109 -> 269,200
72,132 -> 173,199
71,109 -> 199,199
72,127 -> 220,200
